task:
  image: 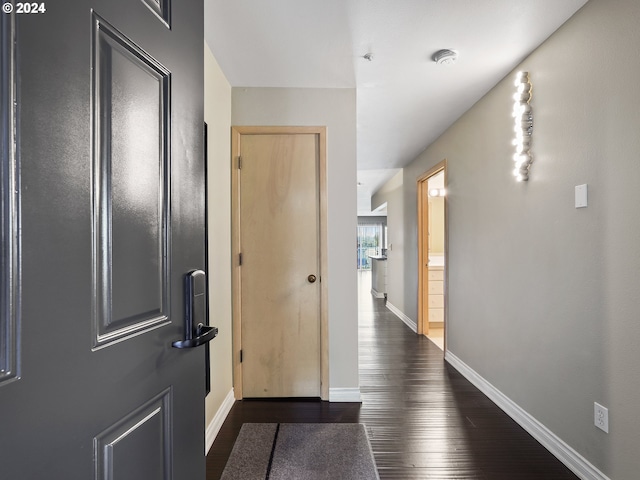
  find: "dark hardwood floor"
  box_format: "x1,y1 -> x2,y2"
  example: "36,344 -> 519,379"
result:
206,272 -> 579,479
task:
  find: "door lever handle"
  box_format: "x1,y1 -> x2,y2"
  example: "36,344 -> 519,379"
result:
173,323 -> 218,349
172,270 -> 218,349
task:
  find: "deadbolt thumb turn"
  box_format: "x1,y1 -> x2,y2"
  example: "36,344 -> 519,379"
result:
307,274 -> 317,283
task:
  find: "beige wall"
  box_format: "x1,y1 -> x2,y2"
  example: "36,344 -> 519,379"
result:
375,0 -> 640,476
204,42 -> 233,428
231,87 -> 359,393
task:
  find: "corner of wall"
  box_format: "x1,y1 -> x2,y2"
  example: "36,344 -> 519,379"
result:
203,41 -> 234,431
205,389 -> 235,454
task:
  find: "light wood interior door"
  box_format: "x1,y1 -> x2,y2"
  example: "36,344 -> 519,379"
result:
233,127 -> 326,398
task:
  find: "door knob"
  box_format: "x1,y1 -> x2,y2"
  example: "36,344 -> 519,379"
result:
307,274 -> 317,283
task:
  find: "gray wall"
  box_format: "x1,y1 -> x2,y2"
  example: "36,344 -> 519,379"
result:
374,0 -> 640,476
372,171 -> 405,313
232,87 -> 360,392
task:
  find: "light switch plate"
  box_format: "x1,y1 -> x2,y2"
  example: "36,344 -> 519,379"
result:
575,184 -> 588,208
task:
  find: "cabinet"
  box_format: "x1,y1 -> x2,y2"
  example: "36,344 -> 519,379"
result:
370,257 -> 387,298
428,266 -> 444,325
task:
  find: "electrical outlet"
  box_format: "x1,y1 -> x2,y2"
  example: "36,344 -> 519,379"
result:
594,402 -> 609,433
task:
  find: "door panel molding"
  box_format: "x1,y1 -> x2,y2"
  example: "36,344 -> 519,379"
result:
0,10 -> 20,387
91,13 -> 171,349
94,387 -> 173,480
141,0 -> 171,28
231,126 -> 329,400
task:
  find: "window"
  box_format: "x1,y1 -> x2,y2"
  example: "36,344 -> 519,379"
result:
357,223 -> 382,270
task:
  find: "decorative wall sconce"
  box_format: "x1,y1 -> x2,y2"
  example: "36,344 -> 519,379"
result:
428,188 -> 446,197
512,71 -> 533,182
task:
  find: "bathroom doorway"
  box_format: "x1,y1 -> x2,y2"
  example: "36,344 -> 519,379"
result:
417,161 -> 447,351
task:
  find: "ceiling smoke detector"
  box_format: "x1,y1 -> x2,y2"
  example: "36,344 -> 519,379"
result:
432,49 -> 458,65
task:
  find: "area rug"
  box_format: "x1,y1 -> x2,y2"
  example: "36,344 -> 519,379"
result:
220,423 -> 380,480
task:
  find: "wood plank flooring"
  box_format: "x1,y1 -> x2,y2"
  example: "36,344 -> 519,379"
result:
206,272 -> 579,479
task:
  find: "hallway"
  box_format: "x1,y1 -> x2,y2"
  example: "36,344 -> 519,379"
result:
206,277 -> 579,479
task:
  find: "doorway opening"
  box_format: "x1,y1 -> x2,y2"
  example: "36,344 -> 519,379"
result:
417,161 -> 447,351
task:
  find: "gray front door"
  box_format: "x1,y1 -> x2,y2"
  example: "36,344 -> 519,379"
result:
0,0 -> 206,478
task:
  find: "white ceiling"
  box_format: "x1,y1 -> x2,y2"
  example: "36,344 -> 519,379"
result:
204,0 -> 589,215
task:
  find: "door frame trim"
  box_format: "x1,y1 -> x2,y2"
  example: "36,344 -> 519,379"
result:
231,126 -> 329,400
417,160 -> 447,343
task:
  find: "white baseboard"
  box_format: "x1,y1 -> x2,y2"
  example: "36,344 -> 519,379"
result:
205,389 -> 236,454
329,387 -> 362,403
445,352 -> 610,480
370,288 -> 385,299
386,301 -> 417,333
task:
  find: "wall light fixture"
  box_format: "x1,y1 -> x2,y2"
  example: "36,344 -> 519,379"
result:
512,71 -> 533,182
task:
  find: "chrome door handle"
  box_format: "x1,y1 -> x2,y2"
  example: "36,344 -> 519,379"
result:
307,274 -> 317,283
172,270 -> 218,349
